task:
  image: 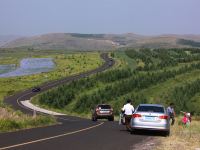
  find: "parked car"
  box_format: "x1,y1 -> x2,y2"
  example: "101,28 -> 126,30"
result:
32,87 -> 41,92
92,104 -> 114,121
130,104 -> 170,136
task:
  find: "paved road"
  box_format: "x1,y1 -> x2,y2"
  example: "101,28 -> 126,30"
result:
1,53 -> 152,150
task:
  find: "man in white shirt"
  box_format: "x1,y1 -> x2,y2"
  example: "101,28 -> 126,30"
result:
122,99 -> 134,130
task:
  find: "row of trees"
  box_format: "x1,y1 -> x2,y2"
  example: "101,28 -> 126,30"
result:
38,48 -> 200,114
74,62 -> 200,112
169,79 -> 200,115
178,39 -> 200,47
39,60 -> 200,111
96,68 -> 135,83
38,68 -> 135,108
39,76 -> 96,108
125,48 -> 200,71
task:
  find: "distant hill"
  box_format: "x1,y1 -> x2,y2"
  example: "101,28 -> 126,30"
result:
1,33 -> 119,50
1,33 -> 200,50
0,35 -> 22,47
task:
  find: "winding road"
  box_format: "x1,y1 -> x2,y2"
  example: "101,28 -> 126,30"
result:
1,53 -> 153,150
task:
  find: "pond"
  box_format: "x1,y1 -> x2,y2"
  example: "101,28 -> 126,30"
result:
0,58 -> 55,78
0,64 -> 16,74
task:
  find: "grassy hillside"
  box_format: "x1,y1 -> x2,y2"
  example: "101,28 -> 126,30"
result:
33,48 -> 200,117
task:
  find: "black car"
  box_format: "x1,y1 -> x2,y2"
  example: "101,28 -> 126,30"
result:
92,104 -> 114,121
32,87 -> 41,92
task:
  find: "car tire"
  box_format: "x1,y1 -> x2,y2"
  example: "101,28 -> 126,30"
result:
108,117 -> 114,121
164,130 -> 170,137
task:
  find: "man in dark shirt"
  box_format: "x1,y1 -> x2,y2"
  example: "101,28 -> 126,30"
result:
167,103 -> 175,126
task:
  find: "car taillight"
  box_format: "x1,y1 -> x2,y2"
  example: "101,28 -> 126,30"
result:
159,115 -> 168,119
96,108 -> 99,112
132,114 -> 142,118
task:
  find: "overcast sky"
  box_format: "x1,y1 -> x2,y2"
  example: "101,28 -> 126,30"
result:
0,0 -> 200,36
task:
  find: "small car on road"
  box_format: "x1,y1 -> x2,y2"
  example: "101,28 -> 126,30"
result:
130,104 -> 170,136
32,87 -> 41,92
92,104 -> 114,121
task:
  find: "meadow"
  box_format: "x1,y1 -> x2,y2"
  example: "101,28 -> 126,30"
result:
0,48 -> 102,132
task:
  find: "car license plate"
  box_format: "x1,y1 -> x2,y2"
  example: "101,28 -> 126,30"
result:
144,116 -> 155,121
100,111 -> 109,113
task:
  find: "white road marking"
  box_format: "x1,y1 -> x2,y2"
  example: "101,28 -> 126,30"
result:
21,100 -> 65,116
0,122 -> 104,150
16,91 -> 67,116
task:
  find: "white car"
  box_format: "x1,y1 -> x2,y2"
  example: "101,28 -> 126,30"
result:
130,104 -> 170,136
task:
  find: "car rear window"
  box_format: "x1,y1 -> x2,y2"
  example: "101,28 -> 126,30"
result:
137,106 -> 164,113
98,105 -> 111,109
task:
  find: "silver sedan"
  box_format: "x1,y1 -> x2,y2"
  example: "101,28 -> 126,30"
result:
130,104 -> 170,136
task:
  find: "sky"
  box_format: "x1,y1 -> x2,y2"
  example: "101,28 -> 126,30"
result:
0,0 -> 200,36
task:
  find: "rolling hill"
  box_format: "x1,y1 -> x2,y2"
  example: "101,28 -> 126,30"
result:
1,33 -> 200,50
0,35 -> 22,47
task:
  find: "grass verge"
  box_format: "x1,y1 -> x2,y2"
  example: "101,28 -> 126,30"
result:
156,117 -> 200,150
0,107 -> 56,133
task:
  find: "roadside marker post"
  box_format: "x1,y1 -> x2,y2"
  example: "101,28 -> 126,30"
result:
33,109 -> 36,118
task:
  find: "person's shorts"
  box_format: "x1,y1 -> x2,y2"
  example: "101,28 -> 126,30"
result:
125,115 -> 132,125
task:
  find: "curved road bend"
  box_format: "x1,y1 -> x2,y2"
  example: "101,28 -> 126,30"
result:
1,53 -> 150,150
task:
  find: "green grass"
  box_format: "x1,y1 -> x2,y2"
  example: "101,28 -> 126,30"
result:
0,115 -> 56,133
0,49 -> 103,131
0,51 -> 102,101
187,93 -> 200,115
0,106 -> 57,133
114,50 -> 137,69
140,70 -> 200,103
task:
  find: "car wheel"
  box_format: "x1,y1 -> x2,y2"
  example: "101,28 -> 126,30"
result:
164,130 -> 170,137
108,117 -> 114,121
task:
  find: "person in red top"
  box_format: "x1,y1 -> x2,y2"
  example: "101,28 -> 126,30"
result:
181,111 -> 191,126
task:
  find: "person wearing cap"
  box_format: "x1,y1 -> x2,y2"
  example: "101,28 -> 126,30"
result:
121,99 -> 134,131
167,103 -> 176,126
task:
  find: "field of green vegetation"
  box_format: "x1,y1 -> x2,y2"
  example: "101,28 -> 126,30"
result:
0,48 -> 102,132
0,49 -> 102,101
33,48 -> 200,117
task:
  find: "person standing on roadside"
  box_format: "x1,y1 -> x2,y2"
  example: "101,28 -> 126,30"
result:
167,103 -> 176,126
121,99 -> 134,131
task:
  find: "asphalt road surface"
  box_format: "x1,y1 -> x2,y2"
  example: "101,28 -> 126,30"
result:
1,53 -> 155,150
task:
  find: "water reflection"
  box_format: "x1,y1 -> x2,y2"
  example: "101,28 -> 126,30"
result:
0,58 -> 55,78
